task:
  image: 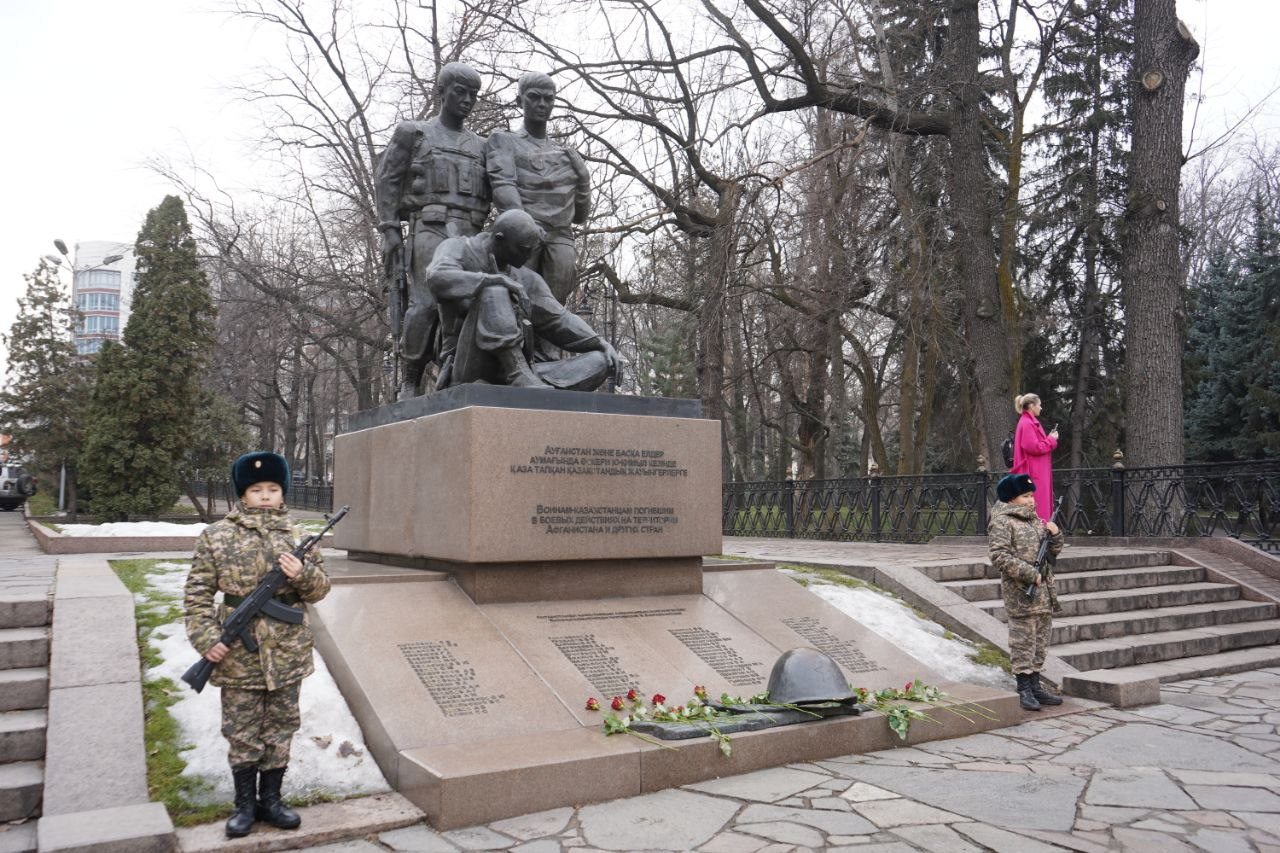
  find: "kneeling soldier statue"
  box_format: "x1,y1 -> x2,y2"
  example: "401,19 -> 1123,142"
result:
427,209 -> 623,390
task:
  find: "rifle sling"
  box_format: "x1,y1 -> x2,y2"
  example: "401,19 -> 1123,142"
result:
223,594 -> 306,625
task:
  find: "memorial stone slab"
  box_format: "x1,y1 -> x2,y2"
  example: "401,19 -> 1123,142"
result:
309,580 -> 579,764
481,593 -> 778,723
704,569 -> 938,685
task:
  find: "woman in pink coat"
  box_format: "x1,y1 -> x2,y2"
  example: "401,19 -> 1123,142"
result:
1010,393 -> 1059,522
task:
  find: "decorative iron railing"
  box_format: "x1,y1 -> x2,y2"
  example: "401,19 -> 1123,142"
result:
188,480 -> 335,514
723,460 -> 1280,549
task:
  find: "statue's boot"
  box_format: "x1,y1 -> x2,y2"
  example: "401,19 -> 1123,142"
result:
496,346 -> 551,388
399,363 -> 423,400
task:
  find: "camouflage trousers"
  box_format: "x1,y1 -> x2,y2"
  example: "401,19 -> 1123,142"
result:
1008,612 -> 1052,674
221,683 -> 301,770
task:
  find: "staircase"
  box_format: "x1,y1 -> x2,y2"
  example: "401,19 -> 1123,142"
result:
933,549 -> 1280,682
0,558 -> 53,851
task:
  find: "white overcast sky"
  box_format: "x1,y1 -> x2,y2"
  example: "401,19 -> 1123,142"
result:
0,0 -> 1276,370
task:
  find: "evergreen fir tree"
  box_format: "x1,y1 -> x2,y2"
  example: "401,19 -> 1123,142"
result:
1184,197 -> 1280,460
80,196 -> 217,519
0,259 -> 94,511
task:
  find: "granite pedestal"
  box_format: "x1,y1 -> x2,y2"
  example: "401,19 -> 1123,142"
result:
321,390 -> 1029,828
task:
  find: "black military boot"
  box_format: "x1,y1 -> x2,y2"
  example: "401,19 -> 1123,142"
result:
1031,673 -> 1064,706
256,766 -> 302,829
1016,673 -> 1041,711
225,766 -> 258,837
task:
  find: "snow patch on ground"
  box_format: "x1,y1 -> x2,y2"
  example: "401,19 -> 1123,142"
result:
134,560 -> 389,803
781,567 -> 1008,689
59,521 -> 207,537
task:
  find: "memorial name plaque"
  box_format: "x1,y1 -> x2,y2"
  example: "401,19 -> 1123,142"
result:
398,640 -> 507,717
308,581 -> 579,754
704,569 -> 942,687
481,594 -> 779,724
334,405 -> 721,562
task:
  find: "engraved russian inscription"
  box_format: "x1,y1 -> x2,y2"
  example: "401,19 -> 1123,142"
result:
537,608 -> 686,623
529,504 -> 681,535
781,616 -> 885,674
399,640 -> 506,717
669,626 -> 764,685
551,634 -> 638,697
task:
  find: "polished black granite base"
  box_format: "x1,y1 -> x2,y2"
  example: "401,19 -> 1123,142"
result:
343,383 -> 705,432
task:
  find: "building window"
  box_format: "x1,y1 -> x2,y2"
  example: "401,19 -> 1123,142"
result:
78,315 -> 120,334
74,292 -> 120,312
75,269 -> 121,290
76,338 -> 104,355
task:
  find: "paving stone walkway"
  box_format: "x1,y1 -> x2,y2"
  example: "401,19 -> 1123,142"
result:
291,669 -> 1280,852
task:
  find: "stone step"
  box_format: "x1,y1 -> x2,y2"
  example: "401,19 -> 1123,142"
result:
1052,600 -> 1280,645
944,565 -> 1204,601
0,761 -> 41,822
0,592 -> 51,631
0,628 -> 47,671
0,821 -> 35,853
0,668 -> 48,713
0,709 -> 45,763
918,549 -> 1171,582
1109,645 -> 1280,684
1053,620 -> 1280,671
976,581 -> 1241,621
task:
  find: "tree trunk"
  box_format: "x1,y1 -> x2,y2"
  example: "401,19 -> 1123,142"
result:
945,0 -> 1016,470
696,183 -> 742,480
1122,0 -> 1198,467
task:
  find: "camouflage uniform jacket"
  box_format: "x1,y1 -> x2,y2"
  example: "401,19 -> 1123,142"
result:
988,500 -> 1064,618
184,503 -> 330,690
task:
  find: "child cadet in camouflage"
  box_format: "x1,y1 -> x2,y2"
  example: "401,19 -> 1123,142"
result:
988,473 -> 1065,712
184,451 -> 331,839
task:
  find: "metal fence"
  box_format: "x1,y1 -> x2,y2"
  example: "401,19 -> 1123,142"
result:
723,460 -> 1280,550
188,480 -> 335,514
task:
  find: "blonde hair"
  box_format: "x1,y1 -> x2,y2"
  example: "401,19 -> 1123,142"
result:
1014,393 -> 1041,413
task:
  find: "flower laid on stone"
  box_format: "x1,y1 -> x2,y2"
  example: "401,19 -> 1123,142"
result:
585,697 -> 600,711
851,680 -> 994,740
626,688 -> 640,702
611,696 -> 626,711
693,685 -> 708,699
651,693 -> 666,706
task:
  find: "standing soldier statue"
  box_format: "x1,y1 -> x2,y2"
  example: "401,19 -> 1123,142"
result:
484,72 -> 591,304
375,62 -> 490,399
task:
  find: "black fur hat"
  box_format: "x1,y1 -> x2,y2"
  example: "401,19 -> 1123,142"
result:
231,452 -> 290,497
996,473 -> 1035,503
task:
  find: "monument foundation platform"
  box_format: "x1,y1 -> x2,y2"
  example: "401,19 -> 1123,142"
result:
308,560 -> 1060,829
322,392 -> 1051,829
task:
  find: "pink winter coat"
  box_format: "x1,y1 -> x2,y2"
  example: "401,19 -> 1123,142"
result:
1010,410 -> 1057,522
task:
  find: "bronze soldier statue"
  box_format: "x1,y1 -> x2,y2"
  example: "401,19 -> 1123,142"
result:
375,62 -> 490,399
485,72 -> 591,303
427,210 -> 622,389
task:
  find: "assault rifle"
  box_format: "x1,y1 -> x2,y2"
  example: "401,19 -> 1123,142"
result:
182,505 -> 349,693
1025,495 -> 1065,601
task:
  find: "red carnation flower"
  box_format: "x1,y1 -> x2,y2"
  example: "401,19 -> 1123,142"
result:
611,696 -> 625,711
904,681 -> 914,693
652,693 -> 666,705
627,689 -> 640,702
693,685 -> 708,699
586,697 -> 600,711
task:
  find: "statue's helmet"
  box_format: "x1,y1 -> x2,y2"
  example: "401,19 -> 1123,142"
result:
765,647 -> 857,705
